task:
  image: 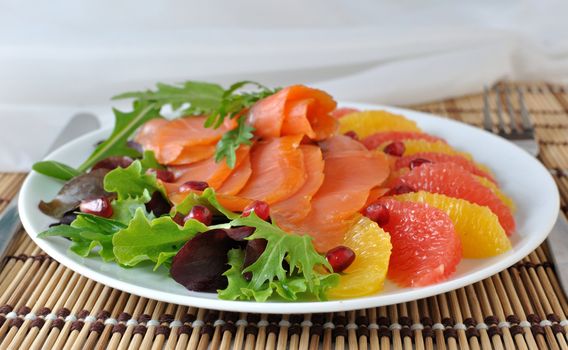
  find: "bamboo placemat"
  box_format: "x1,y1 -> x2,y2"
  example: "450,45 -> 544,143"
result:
1,81 -> 567,350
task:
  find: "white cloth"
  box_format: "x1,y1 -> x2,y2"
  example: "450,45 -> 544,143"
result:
1,0 -> 568,171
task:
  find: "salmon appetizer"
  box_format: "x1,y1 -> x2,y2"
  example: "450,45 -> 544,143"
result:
35,81 -> 515,301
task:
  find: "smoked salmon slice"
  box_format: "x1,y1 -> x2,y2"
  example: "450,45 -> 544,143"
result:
289,135 -> 391,252
217,153 -> 253,195
271,145 -> 325,224
136,117 -> 236,165
248,85 -> 338,141
167,146 -> 250,193
237,135 -> 306,204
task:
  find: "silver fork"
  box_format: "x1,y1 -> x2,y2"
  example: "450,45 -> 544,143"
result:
483,84 -> 568,293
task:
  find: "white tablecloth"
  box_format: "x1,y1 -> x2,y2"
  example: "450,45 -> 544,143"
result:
1,0 -> 568,171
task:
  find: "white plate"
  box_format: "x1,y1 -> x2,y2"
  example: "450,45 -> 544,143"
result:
19,103 -> 560,314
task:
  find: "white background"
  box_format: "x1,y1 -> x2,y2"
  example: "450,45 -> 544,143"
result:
1,0 -> 568,170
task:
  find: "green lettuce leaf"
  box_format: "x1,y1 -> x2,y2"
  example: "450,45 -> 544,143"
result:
110,189 -> 154,225
104,160 -> 164,200
218,213 -> 339,301
140,150 -> 164,170
172,187 -> 238,219
112,208 -> 208,269
38,214 -> 127,262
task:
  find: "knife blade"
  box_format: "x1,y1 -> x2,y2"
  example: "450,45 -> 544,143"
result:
547,212 -> 568,288
0,113 -> 100,261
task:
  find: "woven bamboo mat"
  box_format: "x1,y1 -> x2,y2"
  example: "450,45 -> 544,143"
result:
1,81 -> 567,350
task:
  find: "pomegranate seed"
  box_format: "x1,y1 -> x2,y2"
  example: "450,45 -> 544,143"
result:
91,156 -> 133,171
388,184 -> 415,195
409,158 -> 431,169
184,205 -> 212,226
179,181 -> 209,192
344,131 -> 359,140
383,141 -> 405,157
80,197 -> 113,218
362,203 -> 389,225
326,246 -> 356,273
242,200 -> 270,221
147,168 -> 175,183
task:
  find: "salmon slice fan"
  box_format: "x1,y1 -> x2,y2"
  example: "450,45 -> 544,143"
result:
289,136 -> 390,252
168,146 -> 250,192
237,135 -> 306,204
271,145 -> 325,224
248,85 -> 338,140
144,117 -> 236,164
217,154 -> 253,195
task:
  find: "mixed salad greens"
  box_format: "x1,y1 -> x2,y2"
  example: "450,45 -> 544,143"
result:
34,81 -> 339,302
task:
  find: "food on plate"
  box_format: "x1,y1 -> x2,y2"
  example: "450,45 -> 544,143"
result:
33,80 -> 516,302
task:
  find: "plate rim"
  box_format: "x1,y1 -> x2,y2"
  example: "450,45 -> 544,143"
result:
18,102 -> 560,314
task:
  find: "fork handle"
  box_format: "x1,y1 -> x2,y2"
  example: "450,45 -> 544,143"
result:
0,195 -> 22,263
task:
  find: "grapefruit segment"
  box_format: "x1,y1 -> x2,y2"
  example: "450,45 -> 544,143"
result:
363,131 -> 445,150
393,162 -> 515,235
377,198 -> 462,287
395,152 -> 496,183
393,192 -> 511,258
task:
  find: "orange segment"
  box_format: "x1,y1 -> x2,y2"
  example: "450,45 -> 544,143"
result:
393,192 -> 511,258
338,110 -> 421,138
328,216 -> 392,299
237,135 -> 306,204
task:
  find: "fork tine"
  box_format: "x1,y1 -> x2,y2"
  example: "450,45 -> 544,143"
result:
503,85 -> 522,134
483,86 -> 493,132
517,87 -> 534,133
494,84 -> 507,134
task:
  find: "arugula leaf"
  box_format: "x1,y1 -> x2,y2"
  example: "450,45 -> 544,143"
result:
112,208 -> 208,269
214,117 -> 255,168
114,80 -> 277,167
78,102 -> 160,172
218,213 -> 339,301
32,160 -> 83,181
113,81 -> 225,114
172,187 -> 239,219
39,213 -> 126,262
104,160 -> 163,200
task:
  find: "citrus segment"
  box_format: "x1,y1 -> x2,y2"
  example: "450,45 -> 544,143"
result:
474,175 -> 515,212
338,110 -> 421,139
395,152 -> 496,183
328,216 -> 392,298
363,131 -> 445,150
394,162 -> 516,235
393,192 -> 511,258
376,198 -> 461,287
